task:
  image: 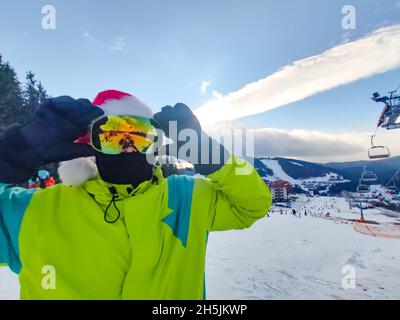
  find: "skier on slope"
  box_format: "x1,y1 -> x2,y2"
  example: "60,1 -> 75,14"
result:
0,90 -> 271,300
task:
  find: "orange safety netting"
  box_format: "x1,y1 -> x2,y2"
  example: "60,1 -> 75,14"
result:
354,222 -> 400,239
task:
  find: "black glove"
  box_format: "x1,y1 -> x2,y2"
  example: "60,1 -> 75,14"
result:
0,96 -> 104,183
154,103 -> 229,175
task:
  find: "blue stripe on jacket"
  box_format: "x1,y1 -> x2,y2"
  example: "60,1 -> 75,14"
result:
0,184 -> 35,274
162,175 -> 195,248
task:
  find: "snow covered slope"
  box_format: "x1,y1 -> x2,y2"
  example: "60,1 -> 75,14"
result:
206,196 -> 400,300
260,159 -> 299,184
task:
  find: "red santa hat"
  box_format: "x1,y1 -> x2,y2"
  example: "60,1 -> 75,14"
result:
76,89 -> 154,144
93,90 -> 153,118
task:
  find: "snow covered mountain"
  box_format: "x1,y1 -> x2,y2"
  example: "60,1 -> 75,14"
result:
254,157 -> 348,192
253,156 -> 400,193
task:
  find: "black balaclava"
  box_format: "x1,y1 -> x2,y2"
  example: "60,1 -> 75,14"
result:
95,151 -> 155,187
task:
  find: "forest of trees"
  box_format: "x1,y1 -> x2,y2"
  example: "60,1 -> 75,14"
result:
0,54 -> 49,129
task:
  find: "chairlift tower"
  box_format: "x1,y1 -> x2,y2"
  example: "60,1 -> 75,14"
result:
354,165 -> 372,222
386,168 -> 400,191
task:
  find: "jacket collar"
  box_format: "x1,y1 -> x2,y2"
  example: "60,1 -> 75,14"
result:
82,166 -> 164,205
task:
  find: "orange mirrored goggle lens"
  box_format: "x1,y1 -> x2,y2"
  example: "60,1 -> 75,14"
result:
89,115 -> 158,155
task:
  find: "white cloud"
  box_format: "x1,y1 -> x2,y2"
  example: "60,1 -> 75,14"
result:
195,24 -> 400,124
109,36 -> 126,52
83,31 -> 101,45
84,32 -> 127,52
200,81 -> 211,95
252,128 -> 367,162
212,90 -> 223,99
204,122 -> 400,163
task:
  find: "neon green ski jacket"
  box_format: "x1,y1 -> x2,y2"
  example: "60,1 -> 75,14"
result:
0,156 -> 271,300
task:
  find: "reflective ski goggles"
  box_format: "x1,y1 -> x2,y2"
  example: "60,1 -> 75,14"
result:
89,115 -> 160,155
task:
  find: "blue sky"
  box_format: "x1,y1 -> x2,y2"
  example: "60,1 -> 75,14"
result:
1,0 -> 400,161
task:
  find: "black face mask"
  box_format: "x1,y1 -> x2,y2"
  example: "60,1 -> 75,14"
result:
95,151 -> 155,187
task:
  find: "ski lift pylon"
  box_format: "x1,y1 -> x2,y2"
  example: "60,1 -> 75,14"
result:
386,168 -> 400,189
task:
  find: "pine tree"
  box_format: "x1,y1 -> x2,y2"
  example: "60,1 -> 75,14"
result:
23,71 -> 40,115
37,81 -> 49,105
0,55 -> 26,127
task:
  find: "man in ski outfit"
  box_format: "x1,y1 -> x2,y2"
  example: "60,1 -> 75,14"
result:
0,90 -> 271,300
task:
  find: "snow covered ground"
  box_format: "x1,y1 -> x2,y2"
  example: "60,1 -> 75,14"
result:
1,196 -> 400,300
0,268 -> 18,300
206,196 -> 400,299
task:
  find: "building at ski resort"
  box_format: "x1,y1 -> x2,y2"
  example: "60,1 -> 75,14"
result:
268,180 -> 292,201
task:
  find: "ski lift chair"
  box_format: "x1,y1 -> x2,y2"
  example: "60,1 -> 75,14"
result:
362,174 -> 377,182
368,145 -> 390,159
357,184 -> 370,193
368,135 -> 390,159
